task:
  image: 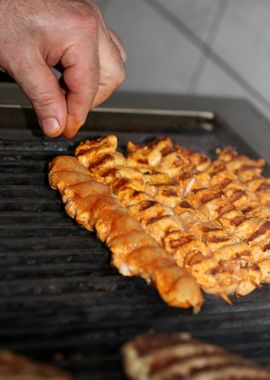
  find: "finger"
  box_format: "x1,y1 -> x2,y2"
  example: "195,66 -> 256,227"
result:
82,4 -> 126,109
91,43 -> 125,109
92,85 -> 114,109
61,43 -> 100,139
90,24 -> 125,108
85,1 -> 126,63
92,82 -> 119,109
109,30 -> 127,63
11,54 -> 67,137
84,2 -> 126,83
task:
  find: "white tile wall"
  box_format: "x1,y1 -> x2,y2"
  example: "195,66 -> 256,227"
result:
104,0 -> 202,94
208,0 -> 270,101
196,60 -> 245,97
98,0 -> 270,122
154,0 -> 220,42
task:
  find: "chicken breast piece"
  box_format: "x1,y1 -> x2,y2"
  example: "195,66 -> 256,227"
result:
122,331 -> 270,380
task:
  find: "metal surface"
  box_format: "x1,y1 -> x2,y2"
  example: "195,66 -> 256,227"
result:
1,106 -> 270,379
0,83 -> 270,159
0,103 -> 215,120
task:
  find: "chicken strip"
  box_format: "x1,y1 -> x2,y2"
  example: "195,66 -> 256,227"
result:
49,155 -> 203,311
76,136 -> 266,298
126,137 -> 270,297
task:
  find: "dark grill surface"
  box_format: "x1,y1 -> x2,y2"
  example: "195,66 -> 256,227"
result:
1,111 -> 270,379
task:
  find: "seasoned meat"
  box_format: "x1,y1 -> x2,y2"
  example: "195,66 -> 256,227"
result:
49,155 -> 203,311
125,136 -> 270,299
0,350 -> 70,380
49,134 -> 270,309
74,136 -> 270,299
122,331 -> 270,380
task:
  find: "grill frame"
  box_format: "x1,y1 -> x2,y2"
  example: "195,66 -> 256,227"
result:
1,95 -> 270,379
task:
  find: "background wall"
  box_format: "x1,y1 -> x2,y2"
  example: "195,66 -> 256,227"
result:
96,0 -> 270,122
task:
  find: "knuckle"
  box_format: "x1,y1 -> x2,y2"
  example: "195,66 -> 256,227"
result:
74,5 -> 98,36
90,2 -> 103,19
66,68 -> 98,94
8,57 -> 28,78
64,3 -> 98,39
103,47 -> 126,88
111,65 -> 126,87
102,62 -> 126,89
29,90 -> 54,109
117,67 -> 126,86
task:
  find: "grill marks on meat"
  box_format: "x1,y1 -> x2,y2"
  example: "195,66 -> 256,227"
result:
216,146 -> 270,207
73,136 -> 270,299
49,155 -> 203,311
125,137 -> 270,298
76,138 -> 206,262
50,134 -> 270,308
76,137 -> 230,295
122,331 -> 270,380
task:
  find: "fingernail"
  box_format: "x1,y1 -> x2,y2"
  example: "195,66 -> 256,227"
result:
40,117 -> 61,137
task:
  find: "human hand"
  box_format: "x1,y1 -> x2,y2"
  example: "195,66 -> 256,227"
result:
0,0 -> 126,138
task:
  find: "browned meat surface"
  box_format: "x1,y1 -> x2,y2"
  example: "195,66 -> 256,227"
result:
49,155 -> 203,311
0,350 -> 70,380
125,137 -> 270,299
74,136 -> 270,300
49,134 -> 270,309
122,331 -> 270,380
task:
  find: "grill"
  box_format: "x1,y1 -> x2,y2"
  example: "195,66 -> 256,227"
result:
1,101 -> 270,379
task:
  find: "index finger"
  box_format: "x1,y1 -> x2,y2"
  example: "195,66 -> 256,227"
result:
61,43 -> 100,139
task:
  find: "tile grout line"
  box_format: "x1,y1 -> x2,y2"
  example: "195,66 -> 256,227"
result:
187,0 -> 229,94
142,0 -> 270,110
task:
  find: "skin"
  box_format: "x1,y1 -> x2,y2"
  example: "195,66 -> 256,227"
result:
0,0 -> 126,138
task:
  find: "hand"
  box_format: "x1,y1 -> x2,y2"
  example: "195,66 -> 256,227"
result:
0,0 -> 126,138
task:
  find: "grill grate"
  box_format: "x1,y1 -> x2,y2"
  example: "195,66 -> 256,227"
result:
1,112 -> 270,379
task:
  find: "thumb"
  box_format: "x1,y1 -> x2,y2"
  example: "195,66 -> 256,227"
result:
12,55 -> 67,137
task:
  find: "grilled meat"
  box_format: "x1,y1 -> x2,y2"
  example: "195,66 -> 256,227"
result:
0,350 -> 70,380
76,137 -> 223,296
49,155 -> 203,311
49,134 -> 270,308
125,137 -> 270,299
122,331 -> 270,380
75,136 -> 270,299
